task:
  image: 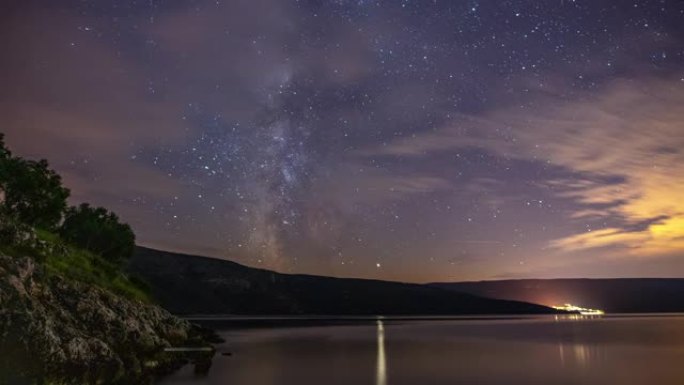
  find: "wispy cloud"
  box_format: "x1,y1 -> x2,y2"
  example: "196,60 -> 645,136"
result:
364,76 -> 684,257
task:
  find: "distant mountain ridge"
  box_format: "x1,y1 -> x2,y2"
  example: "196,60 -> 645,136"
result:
433,279 -> 684,313
127,247 -> 557,316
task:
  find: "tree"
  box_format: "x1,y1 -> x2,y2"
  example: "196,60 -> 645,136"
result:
0,134 -> 9,207
0,142 -> 70,229
60,203 -> 136,265
0,133 -> 10,159
0,134 -> 11,196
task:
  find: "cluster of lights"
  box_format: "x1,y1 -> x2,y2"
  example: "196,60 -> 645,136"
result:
552,303 -> 605,316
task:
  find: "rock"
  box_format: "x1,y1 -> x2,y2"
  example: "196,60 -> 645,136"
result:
0,254 -> 214,384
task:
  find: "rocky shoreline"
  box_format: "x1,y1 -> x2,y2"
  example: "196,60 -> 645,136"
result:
0,254 -> 214,385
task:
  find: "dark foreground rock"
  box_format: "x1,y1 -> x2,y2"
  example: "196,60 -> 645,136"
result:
0,254 -> 213,385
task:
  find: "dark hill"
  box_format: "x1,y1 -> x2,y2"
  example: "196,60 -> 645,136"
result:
127,247 -> 557,316
433,279 -> 684,313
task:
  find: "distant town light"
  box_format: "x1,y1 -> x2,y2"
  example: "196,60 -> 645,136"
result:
552,303 -> 605,316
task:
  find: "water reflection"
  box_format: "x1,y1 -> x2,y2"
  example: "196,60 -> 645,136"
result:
554,314 -> 604,322
555,314 -> 605,369
376,319 -> 386,385
159,315 -> 684,385
558,342 -> 604,369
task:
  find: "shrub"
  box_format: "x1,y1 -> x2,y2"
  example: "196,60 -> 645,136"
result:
60,204 -> 135,266
0,134 -> 70,230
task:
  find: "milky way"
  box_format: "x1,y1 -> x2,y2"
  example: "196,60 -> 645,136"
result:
2,0 -> 684,282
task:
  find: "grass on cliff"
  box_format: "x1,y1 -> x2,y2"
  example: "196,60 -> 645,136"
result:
35,230 -> 151,302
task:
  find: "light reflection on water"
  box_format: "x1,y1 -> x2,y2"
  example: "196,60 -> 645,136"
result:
554,314 -> 606,369
159,315 -> 684,385
376,319 -> 386,385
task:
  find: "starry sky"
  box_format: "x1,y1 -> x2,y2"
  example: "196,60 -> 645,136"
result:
2,0 -> 684,282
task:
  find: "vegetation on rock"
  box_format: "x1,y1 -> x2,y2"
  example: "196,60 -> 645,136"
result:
60,203 -> 136,267
0,133 -> 144,299
0,133 -> 214,384
0,133 -> 134,266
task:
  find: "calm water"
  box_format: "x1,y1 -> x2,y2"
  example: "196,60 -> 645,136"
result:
159,315 -> 684,385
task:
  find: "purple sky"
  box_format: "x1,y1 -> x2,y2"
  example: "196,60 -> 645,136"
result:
2,0 -> 684,282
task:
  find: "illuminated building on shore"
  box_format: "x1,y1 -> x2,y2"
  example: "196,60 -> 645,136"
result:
552,304 -> 605,316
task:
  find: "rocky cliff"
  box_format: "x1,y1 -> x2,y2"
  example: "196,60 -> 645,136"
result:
0,253 -> 212,385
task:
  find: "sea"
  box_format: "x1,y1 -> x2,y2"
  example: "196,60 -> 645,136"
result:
158,314 -> 684,385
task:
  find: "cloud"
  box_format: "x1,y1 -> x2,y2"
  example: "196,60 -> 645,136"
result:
549,228 -> 650,252
364,76 -> 684,257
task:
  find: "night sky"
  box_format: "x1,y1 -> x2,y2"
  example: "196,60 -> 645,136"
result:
2,1 -> 684,282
